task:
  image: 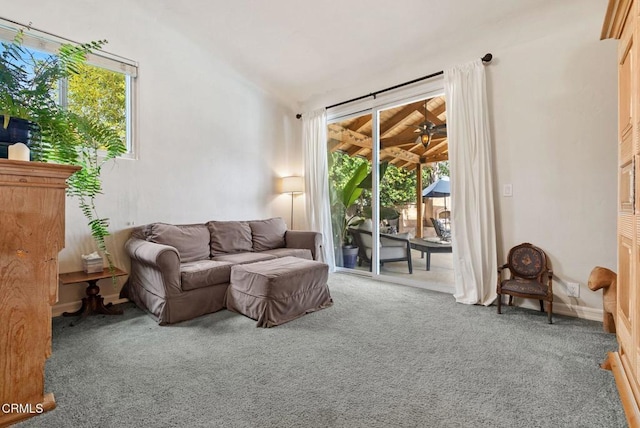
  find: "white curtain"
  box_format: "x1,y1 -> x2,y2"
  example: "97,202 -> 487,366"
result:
444,60 -> 497,306
302,108 -> 336,271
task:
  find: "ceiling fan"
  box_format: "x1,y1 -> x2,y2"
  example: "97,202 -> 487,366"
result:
410,100 -> 447,148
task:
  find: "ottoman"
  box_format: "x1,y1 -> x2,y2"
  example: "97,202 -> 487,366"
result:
225,256 -> 332,327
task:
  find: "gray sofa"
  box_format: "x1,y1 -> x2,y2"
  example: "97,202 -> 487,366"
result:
122,217 -> 322,324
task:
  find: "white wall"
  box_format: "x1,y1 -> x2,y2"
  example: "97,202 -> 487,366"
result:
488,22 -> 617,318
5,1 -> 616,319
303,2 -> 617,318
3,1 -> 302,311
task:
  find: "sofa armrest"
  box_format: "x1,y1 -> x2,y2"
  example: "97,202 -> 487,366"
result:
285,230 -> 322,261
125,237 -> 182,297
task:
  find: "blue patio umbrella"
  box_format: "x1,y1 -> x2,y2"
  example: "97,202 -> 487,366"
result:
422,176 -> 450,211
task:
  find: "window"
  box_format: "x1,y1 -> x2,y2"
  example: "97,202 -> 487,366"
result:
66,63 -> 129,151
0,20 -> 137,158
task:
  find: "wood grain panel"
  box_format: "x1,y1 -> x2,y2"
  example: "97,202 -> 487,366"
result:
605,2 -> 640,425
622,130 -> 634,163
621,214 -> 636,237
621,161 -> 636,213
619,237 -> 632,322
620,38 -> 633,133
601,0 -> 633,39
611,352 -> 640,428
0,160 -> 79,427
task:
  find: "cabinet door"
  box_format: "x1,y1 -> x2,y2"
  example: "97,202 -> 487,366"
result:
618,6 -> 637,377
633,4 -> 640,381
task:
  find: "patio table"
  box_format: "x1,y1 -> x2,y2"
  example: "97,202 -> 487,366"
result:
409,238 -> 452,271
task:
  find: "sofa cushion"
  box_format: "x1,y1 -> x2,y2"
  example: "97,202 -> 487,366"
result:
249,217 -> 287,252
261,248 -> 312,260
207,221 -> 253,255
212,252 -> 277,265
180,260 -> 233,291
148,223 -> 210,263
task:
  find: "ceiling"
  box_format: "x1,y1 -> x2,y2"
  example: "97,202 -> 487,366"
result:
329,97 -> 448,168
135,0 -> 602,105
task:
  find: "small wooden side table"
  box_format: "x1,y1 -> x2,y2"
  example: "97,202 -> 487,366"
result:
59,267 -> 127,324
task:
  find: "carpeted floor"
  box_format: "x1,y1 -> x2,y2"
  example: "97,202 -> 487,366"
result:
19,273 -> 625,427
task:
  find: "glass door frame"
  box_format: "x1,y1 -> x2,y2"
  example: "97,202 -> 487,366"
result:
328,76 -> 448,291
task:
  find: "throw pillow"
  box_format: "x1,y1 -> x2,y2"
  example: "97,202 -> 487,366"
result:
147,223 -> 210,263
207,221 -> 253,255
249,217 -> 287,252
434,219 -> 451,240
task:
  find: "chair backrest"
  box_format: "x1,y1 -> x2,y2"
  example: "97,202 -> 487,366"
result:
348,227 -> 373,263
507,243 -> 548,279
430,217 -> 450,240
386,217 -> 399,230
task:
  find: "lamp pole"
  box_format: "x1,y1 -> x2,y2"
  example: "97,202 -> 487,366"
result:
290,191 -> 295,229
281,176 -> 304,230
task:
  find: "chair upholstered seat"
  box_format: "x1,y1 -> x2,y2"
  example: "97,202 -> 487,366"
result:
500,278 -> 548,296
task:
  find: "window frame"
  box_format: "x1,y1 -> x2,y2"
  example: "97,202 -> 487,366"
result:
0,19 -> 138,159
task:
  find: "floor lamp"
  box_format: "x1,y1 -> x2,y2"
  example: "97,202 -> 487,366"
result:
281,176 -> 304,229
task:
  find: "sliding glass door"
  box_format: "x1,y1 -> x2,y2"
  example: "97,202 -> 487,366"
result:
327,80 -> 454,291
327,112 -> 373,271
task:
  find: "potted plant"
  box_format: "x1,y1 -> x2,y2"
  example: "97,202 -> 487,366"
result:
330,162 -> 367,268
330,161 -> 389,268
0,29 -> 126,274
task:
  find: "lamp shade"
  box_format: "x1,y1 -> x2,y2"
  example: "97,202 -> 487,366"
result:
281,176 -> 304,194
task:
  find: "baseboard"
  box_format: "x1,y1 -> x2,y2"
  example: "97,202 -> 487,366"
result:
335,270 -> 603,321
52,294 -> 129,317
516,299 -> 604,321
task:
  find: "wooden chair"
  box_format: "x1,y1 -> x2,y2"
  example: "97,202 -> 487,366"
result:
497,242 -> 554,324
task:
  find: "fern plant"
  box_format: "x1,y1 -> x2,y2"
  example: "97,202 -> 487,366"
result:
0,28 -> 126,275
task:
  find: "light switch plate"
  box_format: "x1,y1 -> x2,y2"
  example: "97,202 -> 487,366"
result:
503,184 -> 513,197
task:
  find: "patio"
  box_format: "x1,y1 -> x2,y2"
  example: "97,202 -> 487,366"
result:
350,248 -> 454,292
328,96 -> 449,239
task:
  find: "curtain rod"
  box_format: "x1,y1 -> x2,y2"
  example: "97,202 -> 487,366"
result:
295,53 -> 493,119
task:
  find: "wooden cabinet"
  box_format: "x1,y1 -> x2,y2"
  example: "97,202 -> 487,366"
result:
602,0 -> 640,426
0,159 -> 79,427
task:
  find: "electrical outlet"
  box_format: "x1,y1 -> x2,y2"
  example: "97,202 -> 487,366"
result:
567,282 -> 580,298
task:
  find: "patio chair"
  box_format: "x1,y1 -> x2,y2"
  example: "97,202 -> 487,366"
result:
348,221 -> 413,274
429,217 -> 451,241
496,242 -> 554,323
438,210 -> 451,231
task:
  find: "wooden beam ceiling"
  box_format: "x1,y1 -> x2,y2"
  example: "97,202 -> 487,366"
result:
379,101 -> 423,136
328,96 -> 448,169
